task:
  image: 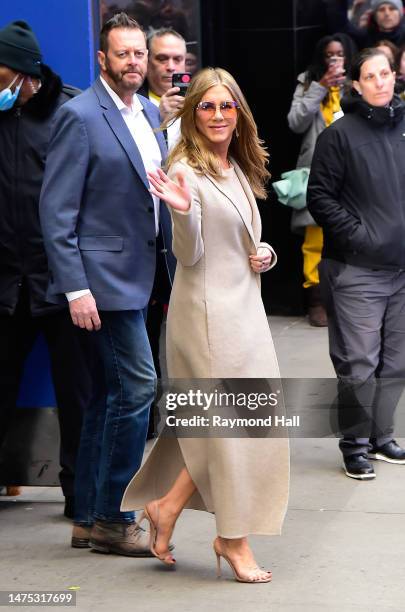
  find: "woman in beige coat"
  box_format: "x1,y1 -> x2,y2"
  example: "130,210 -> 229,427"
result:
121,67 -> 289,583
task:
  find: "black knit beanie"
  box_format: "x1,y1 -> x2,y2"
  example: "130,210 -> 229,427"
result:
0,20 -> 42,77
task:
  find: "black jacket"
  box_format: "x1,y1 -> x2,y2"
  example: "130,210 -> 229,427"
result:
0,65 -> 80,316
325,0 -> 405,49
307,92 -> 405,270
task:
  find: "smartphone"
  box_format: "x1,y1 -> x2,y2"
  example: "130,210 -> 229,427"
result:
329,56 -> 344,70
329,57 -> 345,82
172,72 -> 192,96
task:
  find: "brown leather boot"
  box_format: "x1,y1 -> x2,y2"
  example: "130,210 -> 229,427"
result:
71,524 -> 92,548
306,285 -> 328,327
89,520 -> 154,557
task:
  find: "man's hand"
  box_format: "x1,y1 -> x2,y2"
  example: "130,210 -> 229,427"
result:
159,87 -> 185,122
69,293 -> 101,331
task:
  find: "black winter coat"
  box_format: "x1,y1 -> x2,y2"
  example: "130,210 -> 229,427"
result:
307,92 -> 405,270
0,65 -> 80,316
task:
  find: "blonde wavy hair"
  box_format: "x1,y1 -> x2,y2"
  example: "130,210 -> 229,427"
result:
164,67 -> 270,199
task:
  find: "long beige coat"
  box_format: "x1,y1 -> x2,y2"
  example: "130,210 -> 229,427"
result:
122,159 -> 290,537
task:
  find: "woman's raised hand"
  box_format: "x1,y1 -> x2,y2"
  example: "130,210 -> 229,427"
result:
147,168 -> 191,212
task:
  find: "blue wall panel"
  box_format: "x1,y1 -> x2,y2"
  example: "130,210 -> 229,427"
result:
16,335 -> 56,408
0,0 -> 97,89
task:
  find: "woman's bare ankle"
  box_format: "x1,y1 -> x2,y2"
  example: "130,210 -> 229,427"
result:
217,536 -> 247,545
157,497 -> 183,521
216,536 -> 249,555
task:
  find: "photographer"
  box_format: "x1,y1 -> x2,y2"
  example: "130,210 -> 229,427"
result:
138,27 -> 187,148
287,33 -> 355,326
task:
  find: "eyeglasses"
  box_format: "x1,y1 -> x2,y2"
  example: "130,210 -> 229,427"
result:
195,100 -> 239,117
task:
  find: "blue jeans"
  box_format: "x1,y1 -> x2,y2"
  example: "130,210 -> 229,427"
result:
74,309 -> 156,525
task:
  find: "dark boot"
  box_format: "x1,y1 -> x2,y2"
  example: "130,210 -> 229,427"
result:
306,285 -> 327,327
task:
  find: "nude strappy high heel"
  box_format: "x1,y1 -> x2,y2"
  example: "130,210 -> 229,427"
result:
213,538 -> 272,583
137,503 -> 176,566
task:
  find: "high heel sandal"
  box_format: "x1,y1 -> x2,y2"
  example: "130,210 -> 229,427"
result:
213,539 -> 272,584
137,503 -> 176,566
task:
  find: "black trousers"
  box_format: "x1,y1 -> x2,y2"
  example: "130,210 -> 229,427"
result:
145,236 -> 171,436
0,289 -> 92,497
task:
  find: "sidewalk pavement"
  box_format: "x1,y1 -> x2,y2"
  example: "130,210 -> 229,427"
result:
0,317 -> 404,612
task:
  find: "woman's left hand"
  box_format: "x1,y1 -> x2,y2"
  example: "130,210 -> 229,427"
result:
249,247 -> 273,274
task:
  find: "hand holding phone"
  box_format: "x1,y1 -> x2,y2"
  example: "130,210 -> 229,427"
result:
320,57 -> 345,88
171,72 -> 192,96
329,57 -> 345,75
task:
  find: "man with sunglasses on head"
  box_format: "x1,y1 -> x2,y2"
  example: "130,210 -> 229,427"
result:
0,20 -> 89,519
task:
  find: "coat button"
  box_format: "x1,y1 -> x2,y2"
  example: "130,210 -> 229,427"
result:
148,206 -> 154,213
148,240 -> 155,247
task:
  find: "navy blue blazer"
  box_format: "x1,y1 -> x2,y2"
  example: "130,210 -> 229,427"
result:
39,77 -> 175,311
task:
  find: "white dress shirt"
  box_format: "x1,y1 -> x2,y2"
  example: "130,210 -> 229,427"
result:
148,91 -> 181,151
66,77 -> 162,302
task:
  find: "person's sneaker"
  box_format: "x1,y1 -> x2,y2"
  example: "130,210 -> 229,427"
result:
369,440 -> 405,464
343,453 -> 376,480
89,521 -> 154,556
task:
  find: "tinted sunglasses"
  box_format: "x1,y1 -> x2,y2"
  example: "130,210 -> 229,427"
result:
195,100 -> 239,116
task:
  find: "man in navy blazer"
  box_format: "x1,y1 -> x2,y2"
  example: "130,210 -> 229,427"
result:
40,13 -> 175,555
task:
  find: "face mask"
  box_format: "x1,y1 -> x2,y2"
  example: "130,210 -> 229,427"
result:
0,74 -> 24,111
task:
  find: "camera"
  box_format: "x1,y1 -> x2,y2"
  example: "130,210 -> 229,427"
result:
172,72 -> 192,96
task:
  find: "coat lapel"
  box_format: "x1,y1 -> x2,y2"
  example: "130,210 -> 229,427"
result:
205,160 -> 258,247
92,78 -> 158,192
232,161 -> 262,245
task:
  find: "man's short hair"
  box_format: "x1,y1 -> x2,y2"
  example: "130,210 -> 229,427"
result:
100,12 -> 145,54
147,27 -> 186,52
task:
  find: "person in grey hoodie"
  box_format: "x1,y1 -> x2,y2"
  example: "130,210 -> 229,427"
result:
287,33 -> 355,326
